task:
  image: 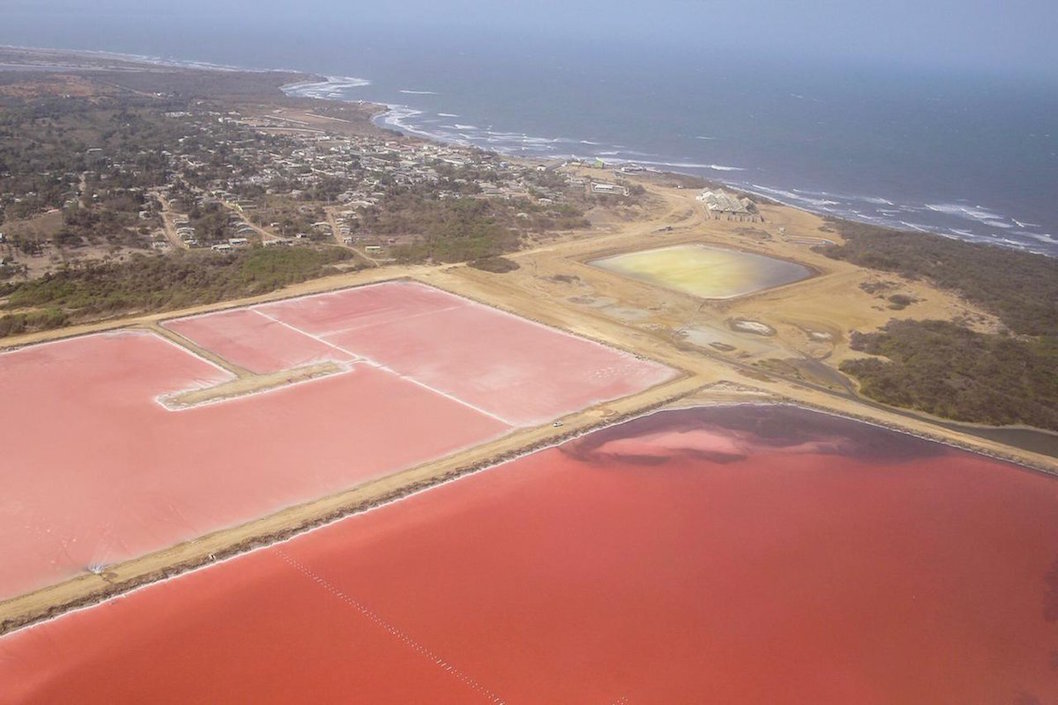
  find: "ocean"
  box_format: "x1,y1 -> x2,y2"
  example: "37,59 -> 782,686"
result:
4,13 -> 1057,255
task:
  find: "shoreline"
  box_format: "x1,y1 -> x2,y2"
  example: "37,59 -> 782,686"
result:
3,43 -> 1054,256
281,76 -> 1058,259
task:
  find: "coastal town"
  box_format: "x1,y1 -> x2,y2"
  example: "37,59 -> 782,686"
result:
0,78 -> 645,280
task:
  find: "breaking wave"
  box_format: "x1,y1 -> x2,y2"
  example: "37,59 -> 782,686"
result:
282,76 -> 372,100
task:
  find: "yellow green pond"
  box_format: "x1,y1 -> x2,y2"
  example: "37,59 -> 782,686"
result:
592,244 -> 812,299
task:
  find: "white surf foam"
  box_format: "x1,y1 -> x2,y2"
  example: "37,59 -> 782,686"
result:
282,76 -> 372,100
627,159 -> 745,172
1027,232 -> 1057,243
925,202 -> 1003,223
751,185 -> 837,207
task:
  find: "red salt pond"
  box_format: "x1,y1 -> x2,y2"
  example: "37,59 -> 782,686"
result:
4,405 -> 1055,704
167,281 -> 674,425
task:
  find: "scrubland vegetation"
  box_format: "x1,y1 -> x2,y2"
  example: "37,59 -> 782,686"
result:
842,320 -> 1058,430
824,220 -> 1058,336
824,220 -> 1058,429
0,247 -> 353,337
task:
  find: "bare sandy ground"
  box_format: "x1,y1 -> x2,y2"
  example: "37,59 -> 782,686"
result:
1,168 -> 1053,635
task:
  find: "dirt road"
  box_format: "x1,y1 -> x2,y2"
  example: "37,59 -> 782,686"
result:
154,191 -> 189,250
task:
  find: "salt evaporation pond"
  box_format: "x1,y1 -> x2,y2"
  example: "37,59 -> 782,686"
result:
0,282 -> 671,601
593,243 -> 812,299
2,405 -> 1055,704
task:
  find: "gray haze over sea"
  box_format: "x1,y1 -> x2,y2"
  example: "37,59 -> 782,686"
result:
5,2 -> 1057,255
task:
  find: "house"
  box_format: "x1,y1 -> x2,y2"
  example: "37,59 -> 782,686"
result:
592,182 -> 628,196
696,189 -> 762,222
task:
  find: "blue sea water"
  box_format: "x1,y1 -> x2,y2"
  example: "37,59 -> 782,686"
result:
3,13 -> 1057,255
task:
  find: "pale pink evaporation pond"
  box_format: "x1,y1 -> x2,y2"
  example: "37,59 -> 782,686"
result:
2,283 -> 673,600
164,308 -> 355,374
172,281 -> 675,426
0,331 -> 509,600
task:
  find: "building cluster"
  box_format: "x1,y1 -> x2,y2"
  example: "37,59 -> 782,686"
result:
2,98 -> 606,273
147,110 -> 580,250
696,189 -> 762,222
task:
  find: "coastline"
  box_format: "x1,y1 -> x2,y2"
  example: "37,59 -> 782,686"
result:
4,43 -> 1054,255
281,75 -> 1058,258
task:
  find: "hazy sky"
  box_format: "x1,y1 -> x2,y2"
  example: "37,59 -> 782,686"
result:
4,0 -> 1058,80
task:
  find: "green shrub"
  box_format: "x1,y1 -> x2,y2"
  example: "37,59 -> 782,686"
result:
841,320 -> 1058,430
468,256 -> 520,273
